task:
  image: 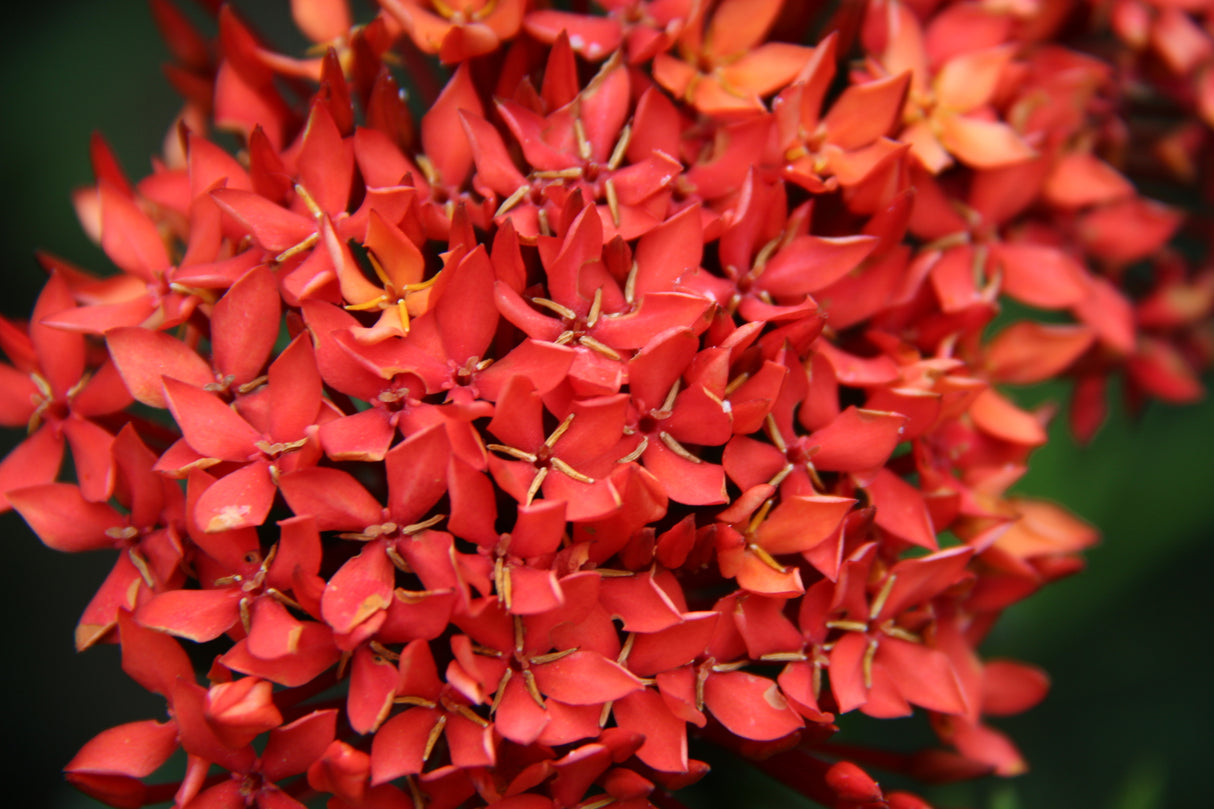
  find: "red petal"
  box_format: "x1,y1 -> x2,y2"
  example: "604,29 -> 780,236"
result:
532,651 -> 643,705
348,645 -> 400,734
268,333 -> 323,442
759,495 -> 855,555
995,243 -> 1089,309
322,540 -> 394,635
212,266 -> 281,384
626,612 -> 719,677
703,670 -> 802,740
196,462 -> 277,533
598,574 -> 683,633
808,407 -> 906,472
66,719 -> 179,779
263,709 -> 339,781
612,689 -> 688,773
99,181 -> 171,279
385,424 -> 451,525
981,660 -> 1049,716
495,673 -> 550,745
163,378 -> 261,461
371,708 -> 439,783
7,482 -> 123,551
137,588 -> 241,642
211,188 -> 316,253
106,327 -> 215,409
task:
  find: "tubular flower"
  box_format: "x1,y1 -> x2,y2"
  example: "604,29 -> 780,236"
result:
6,2 -> 1214,809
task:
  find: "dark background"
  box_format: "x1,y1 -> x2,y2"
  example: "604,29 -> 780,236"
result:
1,4 -> 1210,808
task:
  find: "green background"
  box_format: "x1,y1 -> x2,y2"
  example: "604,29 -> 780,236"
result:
1,3 -> 1210,808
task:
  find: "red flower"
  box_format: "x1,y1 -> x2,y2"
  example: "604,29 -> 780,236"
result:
8,2 -> 1214,808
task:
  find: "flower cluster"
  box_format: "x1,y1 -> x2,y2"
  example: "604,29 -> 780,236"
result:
4,1 -> 1212,808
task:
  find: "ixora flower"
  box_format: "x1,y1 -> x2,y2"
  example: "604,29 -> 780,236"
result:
6,1 -> 1214,808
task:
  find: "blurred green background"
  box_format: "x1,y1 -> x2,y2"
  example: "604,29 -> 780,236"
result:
0,3 -> 1210,808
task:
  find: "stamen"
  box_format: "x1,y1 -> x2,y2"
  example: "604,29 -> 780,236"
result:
598,701 -> 613,729
343,295 -> 390,311
401,513 -> 446,534
625,260 -> 638,304
453,704 -> 490,728
869,574 -> 897,621
724,372 -> 749,396
530,647 -> 578,665
825,619 -> 869,633
490,668 -> 513,714
533,167 -> 584,180
386,545 -> 412,573
486,444 -> 539,463
618,633 -> 636,665
525,467 -> 549,505
293,183 -> 325,220
759,651 -> 807,662
128,549 -> 156,589
768,464 -> 794,487
658,379 -> 681,415
530,296 -> 578,320
574,118 -> 592,162
545,413 -> 576,448
753,236 -> 781,273
586,287 -> 604,328
658,431 -> 701,463
748,542 -> 786,573
370,641 -> 400,661
882,625 -> 921,644
616,437 -> 648,464
764,413 -> 787,453
275,232 -> 319,263
394,696 -> 438,708
415,154 -> 440,186
608,124 -> 632,171
862,638 -> 878,690
551,457 -> 595,483
423,714 -> 447,761
522,668 -> 546,708
578,334 -> 622,360
747,498 -> 775,535
495,185 -> 529,218
604,177 -> 620,227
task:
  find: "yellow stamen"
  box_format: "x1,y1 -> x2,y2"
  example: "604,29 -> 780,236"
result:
608,124 -> 632,171
551,457 -> 595,483
578,334 -> 622,360
604,177 -> 620,227
658,431 -> 701,463
530,296 -> 578,320
545,413 -> 576,448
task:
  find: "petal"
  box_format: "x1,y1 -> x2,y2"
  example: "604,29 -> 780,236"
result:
758,495 -> 855,555
612,689 -> 688,773
703,670 -> 802,741
162,378 -> 261,461
195,462 -> 277,533
212,265 -> 281,384
321,540 -> 394,635
532,651 -> 644,705
938,114 -> 1036,169
137,588 -> 241,642
808,407 -> 906,472
371,708 -> 440,783
8,482 -> 123,552
106,327 -> 215,409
